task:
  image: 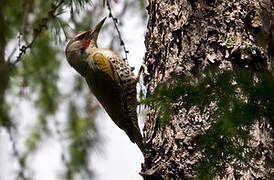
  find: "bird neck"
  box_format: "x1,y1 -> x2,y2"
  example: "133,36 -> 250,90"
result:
88,40 -> 98,49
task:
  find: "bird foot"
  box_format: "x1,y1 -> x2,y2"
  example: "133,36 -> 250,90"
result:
136,64 -> 149,82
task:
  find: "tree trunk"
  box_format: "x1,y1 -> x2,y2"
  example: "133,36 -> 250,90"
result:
141,0 -> 274,179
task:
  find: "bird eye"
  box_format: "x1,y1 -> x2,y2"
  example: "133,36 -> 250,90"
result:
77,33 -> 86,40
74,32 -> 89,41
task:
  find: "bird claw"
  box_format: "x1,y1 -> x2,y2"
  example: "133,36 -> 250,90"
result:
136,64 -> 149,82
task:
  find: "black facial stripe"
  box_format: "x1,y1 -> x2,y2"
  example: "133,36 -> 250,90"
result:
76,33 -> 87,40
73,31 -> 88,41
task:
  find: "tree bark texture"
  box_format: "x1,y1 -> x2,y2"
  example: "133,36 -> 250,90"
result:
141,0 -> 274,179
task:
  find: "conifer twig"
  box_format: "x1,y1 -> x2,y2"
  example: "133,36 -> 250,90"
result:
106,0 -> 131,68
15,0 -> 65,64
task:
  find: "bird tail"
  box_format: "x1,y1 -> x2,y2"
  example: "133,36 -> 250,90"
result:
134,128 -> 145,153
127,126 -> 145,153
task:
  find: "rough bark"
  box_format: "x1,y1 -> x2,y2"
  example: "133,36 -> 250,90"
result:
141,0 -> 274,179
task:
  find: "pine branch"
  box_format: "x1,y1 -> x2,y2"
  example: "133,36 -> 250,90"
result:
7,128 -> 28,180
106,0 -> 132,68
14,0 -> 65,64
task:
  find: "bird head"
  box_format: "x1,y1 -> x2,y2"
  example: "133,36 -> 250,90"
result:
65,17 -> 106,76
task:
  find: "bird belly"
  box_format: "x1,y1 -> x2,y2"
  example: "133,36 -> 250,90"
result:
85,71 -> 130,131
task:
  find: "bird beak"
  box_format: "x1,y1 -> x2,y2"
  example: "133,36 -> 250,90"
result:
90,17 -> 107,43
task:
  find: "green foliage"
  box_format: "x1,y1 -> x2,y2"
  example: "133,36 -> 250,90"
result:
0,103 -> 12,127
143,66 -> 274,178
25,127 -> 42,152
65,101 -> 98,179
18,33 -> 60,115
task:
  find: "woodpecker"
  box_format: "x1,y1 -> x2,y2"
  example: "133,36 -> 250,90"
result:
65,18 -> 144,152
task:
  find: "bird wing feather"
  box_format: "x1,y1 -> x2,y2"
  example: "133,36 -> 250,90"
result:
91,51 -> 143,151
91,52 -> 120,82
